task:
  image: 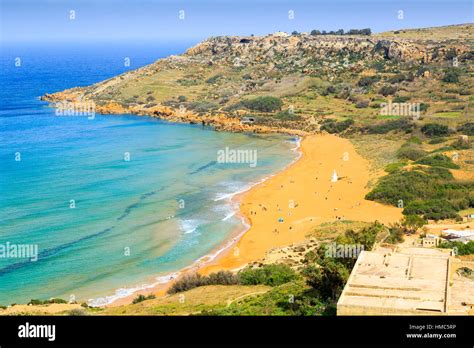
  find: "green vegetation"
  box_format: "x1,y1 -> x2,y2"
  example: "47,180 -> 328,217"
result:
238,264 -> 299,286
451,138 -> 471,150
415,154 -> 460,169
366,165 -> 474,220
241,96 -> 283,112
205,74 -> 224,84
321,118 -> 354,133
385,224 -> 405,243
396,143 -> 427,160
393,95 -> 411,103
442,68 -> 461,83
384,161 -> 406,173
168,271 -> 238,294
168,265 -> 298,294
379,85 -> 397,96
187,101 -> 218,113
421,123 -> 450,137
458,122 -> 474,136
428,137 -> 446,144
357,76 -> 380,87
303,223 -> 384,300
364,119 -> 414,135
401,215 -> 427,233
439,241 -> 474,255
132,294 -> 156,304
201,280 -> 327,316
200,222 -> 389,316
274,110 -> 302,121
310,28 -> 371,36
27,298 -> 68,305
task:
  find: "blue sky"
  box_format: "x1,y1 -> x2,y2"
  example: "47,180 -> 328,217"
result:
1,0 -> 472,43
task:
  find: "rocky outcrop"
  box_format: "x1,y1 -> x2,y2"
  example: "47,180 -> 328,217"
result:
185,33 -> 468,66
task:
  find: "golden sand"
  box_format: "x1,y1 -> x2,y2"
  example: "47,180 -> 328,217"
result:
200,134 -> 402,274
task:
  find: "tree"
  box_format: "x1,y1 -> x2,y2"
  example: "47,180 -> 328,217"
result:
401,215 -> 427,233
310,29 -> 321,35
442,68 -> 460,83
386,223 -> 405,243
379,85 -> 397,96
421,123 -> 449,137
303,258 -> 350,300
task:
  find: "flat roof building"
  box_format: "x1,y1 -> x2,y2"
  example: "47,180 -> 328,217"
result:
337,247 -> 459,315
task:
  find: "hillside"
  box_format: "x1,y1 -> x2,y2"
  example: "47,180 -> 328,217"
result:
42,24 -> 473,135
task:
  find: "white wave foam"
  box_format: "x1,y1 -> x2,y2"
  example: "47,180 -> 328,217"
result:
180,219 -> 201,234
88,272 -> 180,307
222,212 -> 235,221
88,137 -> 302,308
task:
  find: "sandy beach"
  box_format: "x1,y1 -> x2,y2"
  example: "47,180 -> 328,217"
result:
107,133 -> 402,307
199,133 -> 402,274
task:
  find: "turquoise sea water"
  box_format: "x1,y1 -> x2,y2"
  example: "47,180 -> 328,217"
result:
0,42 -> 297,305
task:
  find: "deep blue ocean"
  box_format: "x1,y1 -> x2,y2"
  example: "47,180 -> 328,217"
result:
0,41 -> 297,305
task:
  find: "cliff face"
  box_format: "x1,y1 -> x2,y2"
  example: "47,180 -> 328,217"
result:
185,33 -> 470,65
41,24 -> 473,135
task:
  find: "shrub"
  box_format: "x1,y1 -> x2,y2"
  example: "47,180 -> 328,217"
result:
355,100 -> 369,108
187,101 -> 218,113
67,309 -> 88,316
325,85 -> 336,94
419,103 -> 430,112
357,76 -> 380,87
303,258 -> 349,300
385,224 -> 405,244
401,215 -> 427,233
238,264 -> 299,286
388,73 -> 406,84
451,139 -> 471,150
321,118 -> 354,134
415,154 -> 460,169
168,273 -> 205,294
393,96 -> 411,103
428,137 -> 446,144
366,165 -> 473,220
274,110 -> 302,121
241,96 -> 283,112
366,166 -> 452,206
442,68 -> 460,83
421,123 -> 450,137
407,136 -> 422,144
205,74 -> 223,84
178,95 -> 187,103
379,85 -> 397,96
384,162 -> 406,173
47,298 -> 67,304
457,122 -> 474,136
207,271 -> 239,285
439,241 -> 474,255
365,119 -> 414,135
167,271 -> 239,294
396,144 -> 427,161
403,199 -> 459,220
132,294 -> 156,304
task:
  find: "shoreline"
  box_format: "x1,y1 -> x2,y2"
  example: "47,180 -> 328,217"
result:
104,133 -> 403,307
98,136 -> 303,307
